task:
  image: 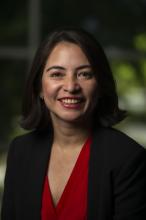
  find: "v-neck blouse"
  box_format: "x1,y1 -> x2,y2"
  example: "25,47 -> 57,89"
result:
41,136 -> 91,220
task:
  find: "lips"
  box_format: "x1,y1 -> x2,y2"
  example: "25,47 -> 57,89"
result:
58,97 -> 84,109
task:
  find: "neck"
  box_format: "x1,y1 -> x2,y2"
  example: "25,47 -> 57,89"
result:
51,119 -> 92,150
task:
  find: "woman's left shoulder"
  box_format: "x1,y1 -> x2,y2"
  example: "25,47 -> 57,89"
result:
98,126 -> 145,151
93,127 -> 146,167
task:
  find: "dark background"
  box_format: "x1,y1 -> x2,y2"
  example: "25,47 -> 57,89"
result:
0,0 -> 146,215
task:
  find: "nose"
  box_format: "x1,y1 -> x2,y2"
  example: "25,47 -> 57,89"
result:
63,75 -> 81,93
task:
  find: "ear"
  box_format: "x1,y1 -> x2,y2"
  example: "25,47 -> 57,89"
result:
40,91 -> 43,99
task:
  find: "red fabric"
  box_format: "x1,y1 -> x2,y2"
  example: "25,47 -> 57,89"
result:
41,136 -> 91,220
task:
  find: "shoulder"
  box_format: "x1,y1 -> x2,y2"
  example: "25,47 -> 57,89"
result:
9,131 -> 39,153
10,128 -> 51,148
11,129 -> 47,144
94,126 -> 145,151
6,131 -> 37,163
7,129 -> 51,161
92,127 -> 146,168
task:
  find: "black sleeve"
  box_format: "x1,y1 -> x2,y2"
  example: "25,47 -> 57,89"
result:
113,147 -> 146,220
1,139 -> 17,220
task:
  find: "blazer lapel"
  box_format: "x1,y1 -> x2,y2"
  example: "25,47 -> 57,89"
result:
24,131 -> 53,220
87,128 -> 106,220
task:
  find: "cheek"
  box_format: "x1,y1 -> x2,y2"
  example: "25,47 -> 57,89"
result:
86,82 -> 98,110
41,80 -> 56,97
87,81 -> 98,99
41,82 -> 49,97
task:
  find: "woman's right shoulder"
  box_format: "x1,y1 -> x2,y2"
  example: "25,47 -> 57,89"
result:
8,128 -> 51,157
8,130 -> 47,158
7,131 -> 37,159
10,130 -> 37,147
10,128 -> 49,145
12,130 -> 37,142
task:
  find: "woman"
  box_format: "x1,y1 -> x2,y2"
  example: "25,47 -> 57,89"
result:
2,27 -> 146,220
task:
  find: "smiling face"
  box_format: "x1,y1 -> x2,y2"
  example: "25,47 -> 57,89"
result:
41,41 -> 98,127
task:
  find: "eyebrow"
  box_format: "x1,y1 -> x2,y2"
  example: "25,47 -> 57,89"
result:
46,64 -> 92,72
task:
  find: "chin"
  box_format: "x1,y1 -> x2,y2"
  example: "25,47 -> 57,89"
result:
58,113 -> 88,124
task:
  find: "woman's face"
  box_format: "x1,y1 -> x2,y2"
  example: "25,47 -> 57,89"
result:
41,42 -> 98,125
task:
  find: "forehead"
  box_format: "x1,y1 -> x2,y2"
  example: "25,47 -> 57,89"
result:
44,42 -> 90,67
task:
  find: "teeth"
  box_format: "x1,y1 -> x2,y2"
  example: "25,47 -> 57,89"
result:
62,99 -> 81,104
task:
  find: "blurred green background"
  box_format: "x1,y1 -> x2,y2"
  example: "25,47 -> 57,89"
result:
0,0 -> 146,216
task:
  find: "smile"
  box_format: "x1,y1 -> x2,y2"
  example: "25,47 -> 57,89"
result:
58,97 -> 84,109
61,98 -> 83,104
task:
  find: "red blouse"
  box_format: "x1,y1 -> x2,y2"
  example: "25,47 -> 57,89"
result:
41,137 -> 91,220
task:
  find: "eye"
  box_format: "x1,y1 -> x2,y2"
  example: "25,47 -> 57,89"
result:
49,72 -> 65,79
77,71 -> 94,80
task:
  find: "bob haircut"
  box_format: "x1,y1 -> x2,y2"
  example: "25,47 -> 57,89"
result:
20,26 -> 126,131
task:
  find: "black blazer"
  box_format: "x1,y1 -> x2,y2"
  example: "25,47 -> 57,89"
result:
1,127 -> 146,220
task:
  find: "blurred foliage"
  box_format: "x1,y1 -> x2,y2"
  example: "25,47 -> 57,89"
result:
0,0 -> 146,148
140,59 -> 146,75
134,33 -> 146,51
112,62 -> 139,92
